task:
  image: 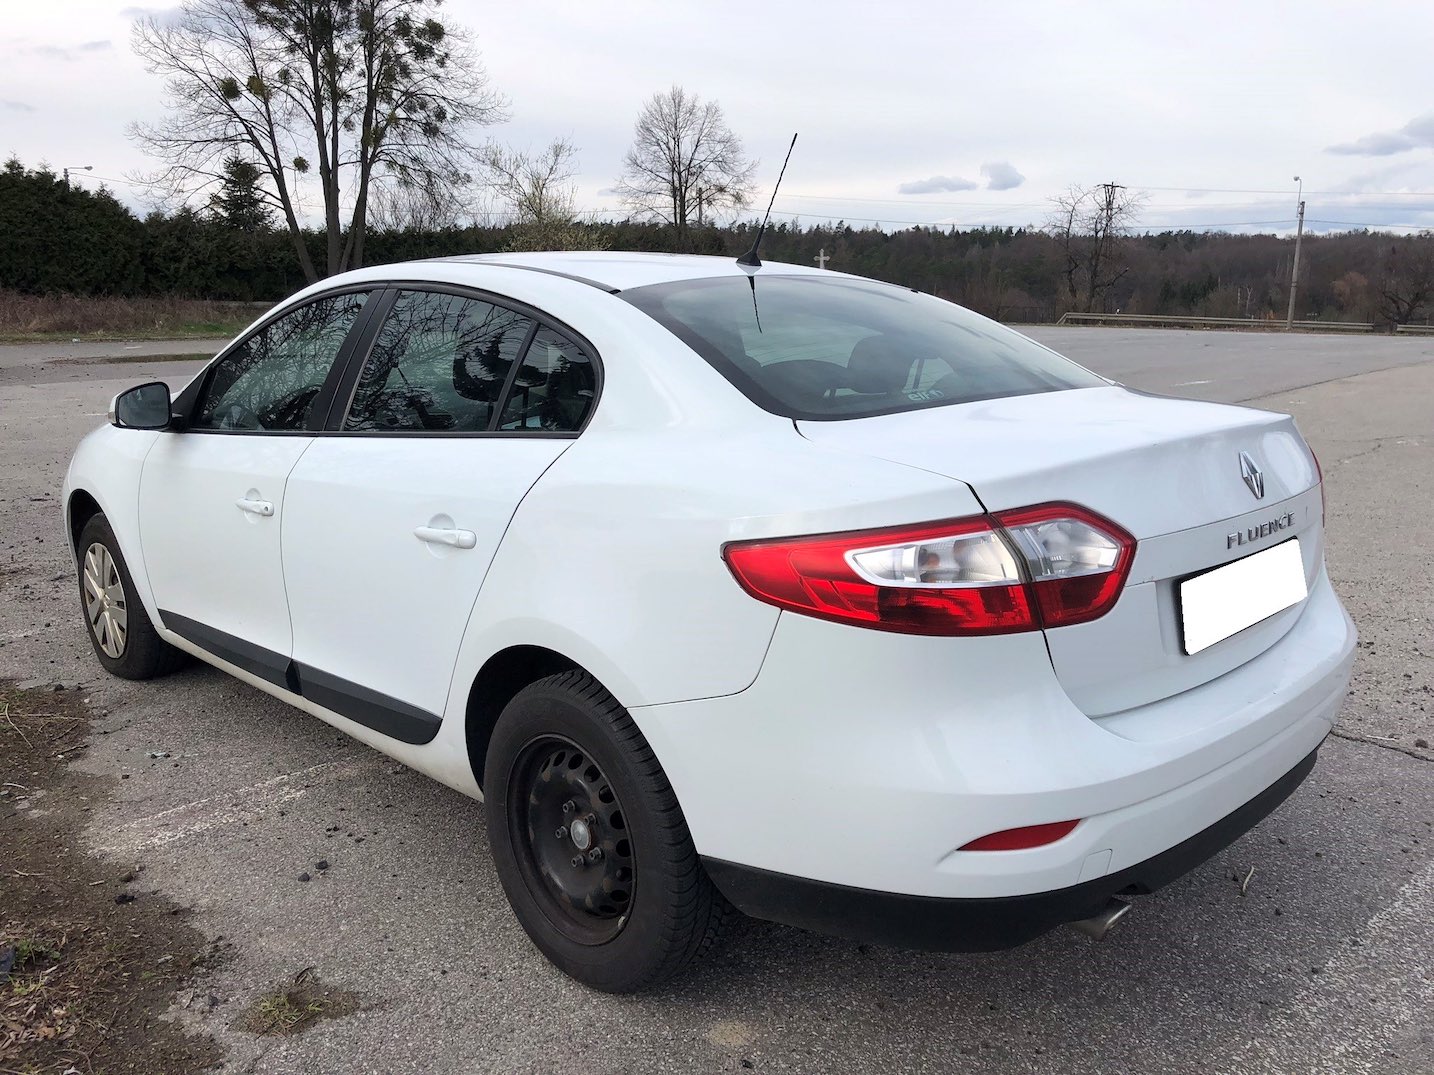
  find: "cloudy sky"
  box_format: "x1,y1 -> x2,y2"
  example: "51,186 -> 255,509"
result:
4,0 -> 1434,235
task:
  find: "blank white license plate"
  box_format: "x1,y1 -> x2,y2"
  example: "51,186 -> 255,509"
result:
1179,539 -> 1308,655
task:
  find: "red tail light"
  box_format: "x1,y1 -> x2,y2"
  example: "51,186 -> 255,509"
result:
723,503 -> 1135,636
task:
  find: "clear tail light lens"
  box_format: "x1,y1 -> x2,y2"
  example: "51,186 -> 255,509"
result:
994,504 -> 1136,628
723,503 -> 1134,636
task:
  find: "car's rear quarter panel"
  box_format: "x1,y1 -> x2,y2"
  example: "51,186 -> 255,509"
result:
436,277 -> 995,717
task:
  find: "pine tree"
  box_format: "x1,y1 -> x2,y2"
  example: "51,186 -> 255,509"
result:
207,156 -> 272,232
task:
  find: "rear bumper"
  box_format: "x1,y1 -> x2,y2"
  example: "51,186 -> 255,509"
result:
632,566 -> 1355,901
704,745 -> 1318,951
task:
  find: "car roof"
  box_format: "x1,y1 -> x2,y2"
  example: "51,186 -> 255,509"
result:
424,251 -> 831,292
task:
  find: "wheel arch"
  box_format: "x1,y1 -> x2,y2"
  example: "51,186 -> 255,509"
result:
465,644 -> 589,791
67,488 -> 104,558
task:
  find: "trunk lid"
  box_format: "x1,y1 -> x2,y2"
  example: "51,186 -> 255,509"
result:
797,386 -> 1323,714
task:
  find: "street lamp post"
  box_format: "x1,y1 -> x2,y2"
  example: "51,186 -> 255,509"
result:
1285,175 -> 1305,330
63,165 -> 94,186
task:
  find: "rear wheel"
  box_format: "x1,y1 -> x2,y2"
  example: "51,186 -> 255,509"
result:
484,670 -> 733,992
76,513 -> 183,680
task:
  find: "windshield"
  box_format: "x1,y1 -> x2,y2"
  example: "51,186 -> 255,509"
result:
622,274 -> 1106,421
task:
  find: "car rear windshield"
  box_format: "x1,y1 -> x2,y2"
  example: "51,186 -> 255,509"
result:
622,274 -> 1106,421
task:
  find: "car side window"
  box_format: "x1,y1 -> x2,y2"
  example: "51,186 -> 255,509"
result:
497,328 -> 596,433
345,291 -> 536,433
192,292 -> 368,432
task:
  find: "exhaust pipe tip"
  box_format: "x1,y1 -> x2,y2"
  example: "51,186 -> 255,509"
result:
1069,897 -> 1132,941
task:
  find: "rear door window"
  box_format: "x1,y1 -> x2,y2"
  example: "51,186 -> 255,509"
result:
497,328 -> 597,432
345,290 -> 536,432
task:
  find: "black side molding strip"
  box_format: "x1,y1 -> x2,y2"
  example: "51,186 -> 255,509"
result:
161,610 -> 291,689
291,663 -> 441,745
158,611 -> 441,745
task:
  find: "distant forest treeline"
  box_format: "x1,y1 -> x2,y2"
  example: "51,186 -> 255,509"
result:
4,160 -> 1432,326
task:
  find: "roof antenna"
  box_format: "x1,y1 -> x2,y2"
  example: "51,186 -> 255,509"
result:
737,133 -> 798,269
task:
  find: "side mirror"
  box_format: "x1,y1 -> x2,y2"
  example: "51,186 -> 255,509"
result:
110,382 -> 174,430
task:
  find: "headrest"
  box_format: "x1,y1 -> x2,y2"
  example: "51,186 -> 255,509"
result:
846,335 -> 912,394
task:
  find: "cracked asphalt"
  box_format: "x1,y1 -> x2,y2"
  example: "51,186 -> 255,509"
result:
1,326 -> 1431,1074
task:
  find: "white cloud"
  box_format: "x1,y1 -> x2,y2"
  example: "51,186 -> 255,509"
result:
25,39 -> 113,61
1327,131 -> 1415,156
2,99 -> 36,112
980,161 -> 1025,191
898,174 -> 978,195
1326,112 -> 1434,156
120,6 -> 186,28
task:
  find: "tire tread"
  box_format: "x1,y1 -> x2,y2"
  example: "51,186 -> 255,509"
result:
487,669 -> 735,991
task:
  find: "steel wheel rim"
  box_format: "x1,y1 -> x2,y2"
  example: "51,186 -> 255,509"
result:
507,735 -> 635,946
83,542 -> 127,659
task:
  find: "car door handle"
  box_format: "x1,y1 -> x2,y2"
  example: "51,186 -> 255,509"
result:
236,497 -> 275,517
413,525 -> 477,550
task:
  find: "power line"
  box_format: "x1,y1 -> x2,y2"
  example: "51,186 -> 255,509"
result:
778,186 -> 1434,209
586,205 -> 1303,230
71,172 -> 149,189
1131,184 -> 1434,197
1305,218 -> 1433,231
754,208 -> 1304,230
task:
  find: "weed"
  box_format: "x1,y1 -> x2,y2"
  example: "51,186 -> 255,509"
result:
237,968 -> 361,1037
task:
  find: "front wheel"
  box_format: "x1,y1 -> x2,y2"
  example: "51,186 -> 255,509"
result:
484,670 -> 733,992
76,513 -> 184,680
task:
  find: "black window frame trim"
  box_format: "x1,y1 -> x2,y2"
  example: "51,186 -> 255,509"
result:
322,281 -> 605,440
170,280 -> 605,440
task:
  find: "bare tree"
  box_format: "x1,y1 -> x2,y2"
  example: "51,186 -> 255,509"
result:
615,86 -> 755,246
484,139 -> 579,226
482,138 -> 606,252
367,175 -> 478,232
1046,182 -> 1147,312
1376,234 -> 1434,325
130,0 -> 507,282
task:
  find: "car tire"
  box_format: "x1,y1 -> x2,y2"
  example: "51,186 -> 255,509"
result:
76,513 -> 185,680
484,669 -> 734,993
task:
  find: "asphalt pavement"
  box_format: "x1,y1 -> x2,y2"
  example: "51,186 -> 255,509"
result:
1,326 -> 1430,1074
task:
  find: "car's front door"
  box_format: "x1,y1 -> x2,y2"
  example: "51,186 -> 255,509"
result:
139,290 -> 373,685
280,287 -> 599,743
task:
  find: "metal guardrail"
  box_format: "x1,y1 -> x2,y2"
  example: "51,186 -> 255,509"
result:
1393,323 -> 1434,335
1055,312 -> 1375,332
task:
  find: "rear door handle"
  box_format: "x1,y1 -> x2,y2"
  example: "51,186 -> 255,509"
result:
414,525 -> 477,550
236,497 -> 275,517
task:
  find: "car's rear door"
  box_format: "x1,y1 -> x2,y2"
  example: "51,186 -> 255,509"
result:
139,289 -> 375,685
279,286 -> 599,743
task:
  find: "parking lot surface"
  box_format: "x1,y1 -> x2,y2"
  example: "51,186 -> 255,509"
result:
1,326 -> 1431,1074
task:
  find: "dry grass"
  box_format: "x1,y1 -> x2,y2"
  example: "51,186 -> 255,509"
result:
236,969 -> 361,1037
0,289 -> 262,341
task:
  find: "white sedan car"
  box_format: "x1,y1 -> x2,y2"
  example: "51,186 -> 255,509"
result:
64,252 -> 1356,992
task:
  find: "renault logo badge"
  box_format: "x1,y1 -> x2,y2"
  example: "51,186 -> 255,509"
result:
1239,451 -> 1265,499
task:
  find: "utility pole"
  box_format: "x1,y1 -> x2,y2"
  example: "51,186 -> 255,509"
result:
814,247 -> 829,269
696,188 -> 704,228
1286,175 -> 1305,329
63,165 -> 93,186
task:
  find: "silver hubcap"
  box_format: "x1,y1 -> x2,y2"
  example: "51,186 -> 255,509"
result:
83,542 -> 127,659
